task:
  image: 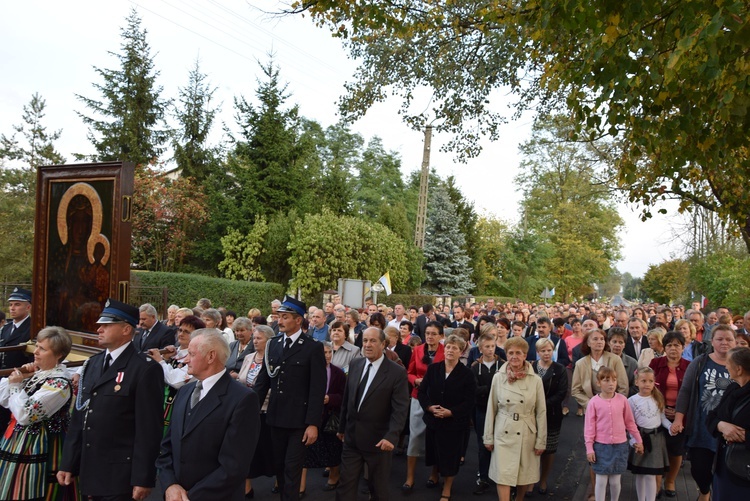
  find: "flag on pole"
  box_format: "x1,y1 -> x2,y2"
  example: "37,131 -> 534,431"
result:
378,271 -> 392,296
549,288 -> 555,297
701,295 -> 709,309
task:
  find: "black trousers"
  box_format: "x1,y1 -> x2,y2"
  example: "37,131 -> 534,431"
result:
336,442 -> 393,501
689,446 -> 715,495
270,426 -> 307,501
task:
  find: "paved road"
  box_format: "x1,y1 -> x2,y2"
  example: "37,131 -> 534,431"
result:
148,402 -> 590,500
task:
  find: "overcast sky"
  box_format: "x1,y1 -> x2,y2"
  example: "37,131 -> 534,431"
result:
0,0 -> 683,277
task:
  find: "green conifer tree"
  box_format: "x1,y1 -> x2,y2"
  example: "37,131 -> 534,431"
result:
76,9 -> 170,168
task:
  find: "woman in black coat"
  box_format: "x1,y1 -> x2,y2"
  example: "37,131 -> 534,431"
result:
532,337 -> 568,495
707,347 -> 750,500
418,334 -> 476,501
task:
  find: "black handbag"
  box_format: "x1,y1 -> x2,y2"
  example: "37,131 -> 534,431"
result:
724,394 -> 750,481
323,411 -> 340,434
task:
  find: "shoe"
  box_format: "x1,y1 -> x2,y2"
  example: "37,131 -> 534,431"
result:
298,491 -> 305,499
271,485 -> 279,494
473,480 -> 490,495
538,486 -> 548,495
323,482 -> 339,491
322,469 -> 330,478
401,483 -> 414,494
426,479 -> 439,488
664,490 -> 676,498
657,489 -> 663,499
245,489 -> 254,499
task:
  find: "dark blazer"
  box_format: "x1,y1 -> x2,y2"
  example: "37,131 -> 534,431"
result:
451,320 -> 475,336
134,321 -> 174,352
253,333 -> 327,429
339,356 -> 409,452
525,334 -> 571,367
0,316 -> 31,368
707,381 -> 750,490
157,372 -> 260,501
352,322 -> 367,348
226,340 -> 254,373
623,335 -> 649,361
322,364 -> 346,430
418,361 -> 476,431
413,314 -> 429,342
393,342 -> 412,369
61,343 -> 164,496
532,360 -> 568,430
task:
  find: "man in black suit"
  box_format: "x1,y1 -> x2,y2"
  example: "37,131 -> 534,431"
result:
336,327 -> 409,501
0,287 -> 32,369
157,328 -> 260,501
450,305 -> 475,337
413,303 -> 435,341
58,299 -> 164,501
253,296 -> 326,501
134,303 -> 175,351
525,317 -> 570,367
624,317 -> 649,360
0,287 -> 32,429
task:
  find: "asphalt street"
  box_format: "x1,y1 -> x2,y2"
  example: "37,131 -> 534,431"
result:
148,401 -> 589,500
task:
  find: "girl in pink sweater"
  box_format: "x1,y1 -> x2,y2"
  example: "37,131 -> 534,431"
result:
585,366 -> 644,501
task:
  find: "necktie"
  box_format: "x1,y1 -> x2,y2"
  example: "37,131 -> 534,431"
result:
356,363 -> 373,409
102,353 -> 112,373
284,337 -> 293,352
190,380 -> 203,409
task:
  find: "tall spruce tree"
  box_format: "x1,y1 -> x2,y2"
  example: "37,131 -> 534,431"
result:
422,185 -> 474,294
230,59 -> 309,218
76,9 -> 170,167
173,59 -> 220,181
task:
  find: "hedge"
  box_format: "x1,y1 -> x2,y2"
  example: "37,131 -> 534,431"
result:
131,271 -> 285,316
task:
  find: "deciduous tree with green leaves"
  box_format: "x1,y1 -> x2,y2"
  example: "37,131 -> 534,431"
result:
219,216 -> 269,281
516,115 -> 622,302
291,0 -> 750,249
77,9 -> 171,168
131,168 -> 208,272
642,259 -> 690,304
287,209 -> 409,300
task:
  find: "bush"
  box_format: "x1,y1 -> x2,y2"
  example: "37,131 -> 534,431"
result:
380,294 -> 437,308
131,271 -> 285,316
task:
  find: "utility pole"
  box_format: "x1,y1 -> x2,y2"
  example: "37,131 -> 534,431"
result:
414,125 -> 432,249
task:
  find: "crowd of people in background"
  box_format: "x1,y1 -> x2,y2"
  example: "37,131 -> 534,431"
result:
1,289 -> 750,501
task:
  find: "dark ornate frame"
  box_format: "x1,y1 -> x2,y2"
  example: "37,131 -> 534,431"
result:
32,162 -> 133,352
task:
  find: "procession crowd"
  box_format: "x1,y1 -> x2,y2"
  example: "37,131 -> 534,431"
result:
1,288 -> 749,501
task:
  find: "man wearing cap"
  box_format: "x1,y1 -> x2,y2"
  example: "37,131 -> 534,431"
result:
0,287 -> 32,370
58,298 -> 164,501
254,295 -> 326,501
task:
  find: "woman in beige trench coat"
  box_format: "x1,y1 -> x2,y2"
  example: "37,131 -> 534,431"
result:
484,336 -> 547,501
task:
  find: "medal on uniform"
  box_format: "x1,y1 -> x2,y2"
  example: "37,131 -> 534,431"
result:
114,371 -> 124,392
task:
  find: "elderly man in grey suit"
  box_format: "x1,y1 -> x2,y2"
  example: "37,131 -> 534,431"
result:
336,327 -> 409,501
